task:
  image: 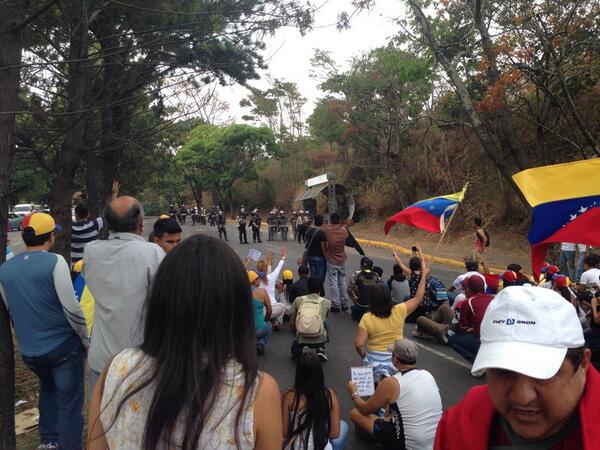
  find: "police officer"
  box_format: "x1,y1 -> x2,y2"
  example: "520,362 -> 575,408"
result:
250,209 -> 262,243
217,210 -> 228,241
238,208 -> 249,244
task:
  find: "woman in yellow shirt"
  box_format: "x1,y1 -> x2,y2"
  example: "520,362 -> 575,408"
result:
354,266 -> 429,382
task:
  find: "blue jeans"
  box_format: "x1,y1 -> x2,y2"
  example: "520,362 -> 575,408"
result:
256,322 -> 273,346
22,335 -> 84,450
577,253 -> 586,281
559,250 -> 576,280
327,263 -> 348,309
331,420 -> 349,450
308,256 -> 327,286
448,332 -> 480,363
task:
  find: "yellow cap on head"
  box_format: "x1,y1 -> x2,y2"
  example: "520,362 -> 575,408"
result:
282,269 -> 293,281
248,271 -> 259,283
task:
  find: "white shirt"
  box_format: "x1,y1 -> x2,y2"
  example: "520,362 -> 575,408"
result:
261,258 -> 285,305
452,271 -> 487,291
83,232 -> 165,372
580,268 -> 600,294
561,242 -> 576,251
391,369 -> 442,450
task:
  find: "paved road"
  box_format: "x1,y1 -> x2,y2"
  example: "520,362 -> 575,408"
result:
8,219 -> 481,449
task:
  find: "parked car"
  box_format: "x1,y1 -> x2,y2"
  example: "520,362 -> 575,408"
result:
8,213 -> 23,231
12,203 -> 36,217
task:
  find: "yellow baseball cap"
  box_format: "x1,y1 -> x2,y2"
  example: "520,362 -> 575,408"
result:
159,214 -> 170,219
282,269 -> 294,281
248,271 -> 259,283
73,260 -> 84,273
22,213 -> 61,236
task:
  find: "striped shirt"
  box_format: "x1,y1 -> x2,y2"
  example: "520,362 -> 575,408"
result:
71,217 -> 103,263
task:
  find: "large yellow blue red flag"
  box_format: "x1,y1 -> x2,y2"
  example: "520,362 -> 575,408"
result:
384,184 -> 468,235
513,159 -> 600,275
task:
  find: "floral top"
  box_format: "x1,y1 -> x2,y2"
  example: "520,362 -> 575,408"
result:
100,348 -> 257,449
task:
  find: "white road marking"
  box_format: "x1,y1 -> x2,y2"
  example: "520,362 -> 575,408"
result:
407,338 -> 473,370
12,241 -> 22,247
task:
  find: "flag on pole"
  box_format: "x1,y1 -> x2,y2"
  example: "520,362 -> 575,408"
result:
512,158 -> 600,276
384,185 -> 468,235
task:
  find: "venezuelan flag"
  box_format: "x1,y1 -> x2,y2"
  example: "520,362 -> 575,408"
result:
384,186 -> 467,235
513,159 -> 600,274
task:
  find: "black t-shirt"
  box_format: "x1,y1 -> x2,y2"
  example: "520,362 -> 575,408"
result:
305,227 -> 326,258
357,270 -> 380,307
290,277 -> 310,304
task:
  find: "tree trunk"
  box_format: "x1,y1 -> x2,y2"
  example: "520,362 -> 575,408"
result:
408,0 -> 529,207
50,0 -> 89,262
0,8 -> 21,447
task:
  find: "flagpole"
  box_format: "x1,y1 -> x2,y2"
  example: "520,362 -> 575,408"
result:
430,182 -> 469,263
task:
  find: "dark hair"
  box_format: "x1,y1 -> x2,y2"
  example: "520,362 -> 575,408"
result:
103,235 -> 257,449
22,230 -> 53,247
507,263 -> 522,272
370,284 -> 393,318
392,264 -> 406,282
298,265 -> 310,277
153,218 -> 182,238
558,286 -> 572,303
288,353 -> 332,450
104,200 -> 143,233
74,203 -> 88,219
474,217 -> 482,227
360,256 -> 373,270
313,214 -> 324,227
408,256 -> 422,272
373,266 -> 383,278
465,260 -> 478,272
583,255 -> 598,268
307,277 -> 322,294
566,347 -> 586,373
330,213 -> 340,224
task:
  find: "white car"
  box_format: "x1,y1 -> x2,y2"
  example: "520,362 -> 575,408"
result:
12,204 -> 36,217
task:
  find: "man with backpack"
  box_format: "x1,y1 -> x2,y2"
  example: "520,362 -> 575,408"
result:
348,257 -> 380,321
288,277 -> 331,361
413,276 -> 453,343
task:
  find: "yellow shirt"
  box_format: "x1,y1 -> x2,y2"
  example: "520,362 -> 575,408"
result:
358,303 -> 408,352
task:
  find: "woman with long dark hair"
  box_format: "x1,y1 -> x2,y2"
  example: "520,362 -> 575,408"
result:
354,267 -> 429,382
87,234 -> 282,450
282,352 -> 348,450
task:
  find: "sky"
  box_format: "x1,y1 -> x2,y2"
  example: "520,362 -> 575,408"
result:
216,0 -> 407,122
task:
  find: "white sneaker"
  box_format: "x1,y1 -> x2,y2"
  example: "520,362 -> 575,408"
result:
39,444 -> 58,450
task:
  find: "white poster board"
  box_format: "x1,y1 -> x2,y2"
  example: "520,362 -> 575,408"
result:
248,249 -> 262,262
351,367 -> 375,397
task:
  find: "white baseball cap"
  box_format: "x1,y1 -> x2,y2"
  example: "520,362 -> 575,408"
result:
471,286 -> 584,379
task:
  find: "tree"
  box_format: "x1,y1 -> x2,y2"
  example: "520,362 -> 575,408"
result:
180,123 -> 278,216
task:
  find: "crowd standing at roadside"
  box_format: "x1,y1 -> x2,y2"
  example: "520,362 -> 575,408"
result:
2,199 -> 600,450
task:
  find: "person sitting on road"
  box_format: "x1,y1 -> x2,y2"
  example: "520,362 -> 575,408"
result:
248,270 -> 273,355
280,269 -> 295,308
348,257 -> 380,322
447,259 -> 487,297
414,280 -> 455,344
282,352 -> 348,450
288,277 -> 331,361
347,339 -> 442,450
289,265 -> 311,305
373,266 -> 387,290
392,246 -> 431,323
256,248 -> 287,329
434,286 -> 598,450
387,264 -> 410,304
87,234 -> 283,450
151,217 -> 182,254
354,268 -> 428,382
447,276 -> 494,363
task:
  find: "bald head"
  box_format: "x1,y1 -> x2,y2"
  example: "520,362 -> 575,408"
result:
104,196 -> 144,234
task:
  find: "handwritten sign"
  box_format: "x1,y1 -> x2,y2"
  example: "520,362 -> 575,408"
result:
248,249 -> 262,262
351,367 -> 375,397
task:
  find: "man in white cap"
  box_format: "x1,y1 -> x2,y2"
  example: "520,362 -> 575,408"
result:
434,286 -> 600,449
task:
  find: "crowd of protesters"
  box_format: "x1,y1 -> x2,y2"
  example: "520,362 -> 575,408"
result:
1,198 -> 599,450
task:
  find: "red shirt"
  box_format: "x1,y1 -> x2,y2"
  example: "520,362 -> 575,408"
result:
458,293 -> 494,336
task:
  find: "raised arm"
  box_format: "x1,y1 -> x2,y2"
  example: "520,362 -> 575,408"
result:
404,267 -> 430,316
393,250 -> 411,277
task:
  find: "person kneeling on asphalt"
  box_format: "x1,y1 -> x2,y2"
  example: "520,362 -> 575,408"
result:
288,277 -> 331,361
348,257 -> 380,321
434,285 -> 599,450
248,271 -> 273,355
447,275 -> 494,363
347,339 -> 442,450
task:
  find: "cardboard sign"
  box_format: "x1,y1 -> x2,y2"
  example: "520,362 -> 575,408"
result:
351,367 -> 375,397
248,249 -> 262,262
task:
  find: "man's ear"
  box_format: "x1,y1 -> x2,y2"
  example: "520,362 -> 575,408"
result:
579,348 -> 592,372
